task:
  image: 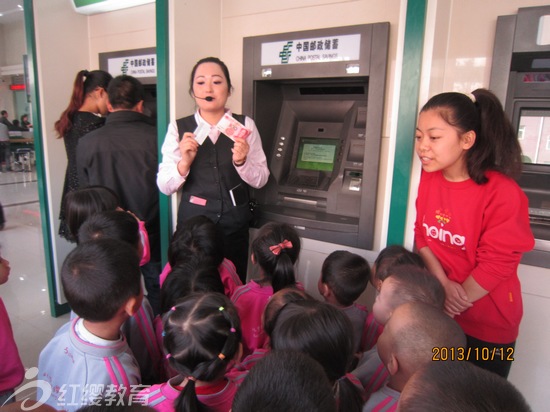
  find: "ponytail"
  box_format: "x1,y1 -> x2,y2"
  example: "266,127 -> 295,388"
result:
174,379 -> 199,412
334,375 -> 365,412
270,252 -> 297,293
54,69 -> 112,138
470,89 -> 522,182
251,222 -> 301,293
420,89 -> 523,184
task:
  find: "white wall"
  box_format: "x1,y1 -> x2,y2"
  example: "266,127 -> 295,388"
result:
88,3 -> 156,66
1,20 -> 26,66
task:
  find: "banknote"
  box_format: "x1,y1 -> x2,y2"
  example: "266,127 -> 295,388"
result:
216,113 -> 251,141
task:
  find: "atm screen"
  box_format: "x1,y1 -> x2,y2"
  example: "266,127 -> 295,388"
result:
296,137 -> 339,172
518,109 -> 550,165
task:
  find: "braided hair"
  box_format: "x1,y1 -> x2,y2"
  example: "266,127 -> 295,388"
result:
163,292 -> 242,412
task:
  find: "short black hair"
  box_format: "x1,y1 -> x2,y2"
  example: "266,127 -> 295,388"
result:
399,360 -> 531,412
321,250 -> 370,306
270,300 -> 364,412
64,186 -> 120,243
160,256 -> 224,314
373,245 -> 425,284
61,238 -> 141,321
385,264 -> 445,310
107,75 -> 144,110
232,350 -> 337,412
168,215 -> 224,267
78,210 -> 140,252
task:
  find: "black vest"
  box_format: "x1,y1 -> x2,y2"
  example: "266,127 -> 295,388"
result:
175,114 -> 251,235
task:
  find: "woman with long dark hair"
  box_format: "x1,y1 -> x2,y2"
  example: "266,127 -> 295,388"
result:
55,69 -> 112,240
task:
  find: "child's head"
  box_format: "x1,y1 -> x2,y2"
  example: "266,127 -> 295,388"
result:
372,245 -> 425,291
270,300 -> 363,412
78,210 -> 141,256
168,215 -> 224,268
373,264 -> 445,325
377,301 -> 466,391
160,257 -> 224,314
232,350 -> 337,412
417,89 -> 522,184
61,238 -> 142,322
251,222 -> 301,293
262,287 -> 314,340
0,251 -> 10,285
64,186 -> 120,243
319,250 -> 370,306
399,359 -> 531,412
163,292 -> 242,410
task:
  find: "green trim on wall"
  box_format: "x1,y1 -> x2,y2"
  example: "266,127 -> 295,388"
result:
23,0 -> 69,317
73,0 -> 107,7
156,0 -> 171,265
386,0 -> 427,246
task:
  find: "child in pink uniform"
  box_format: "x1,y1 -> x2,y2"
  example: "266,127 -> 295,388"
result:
0,253 -> 25,406
138,292 -> 243,412
159,215 -> 242,298
270,300 -> 365,412
231,222 -> 302,356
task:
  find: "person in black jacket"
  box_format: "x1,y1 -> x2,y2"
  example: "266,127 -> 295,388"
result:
77,75 -> 160,314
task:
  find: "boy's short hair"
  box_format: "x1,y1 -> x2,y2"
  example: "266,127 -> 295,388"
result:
61,238 -> 141,322
399,360 -> 531,412
107,75 -> 144,110
321,250 -> 371,306
78,210 -> 140,251
232,350 -> 337,412
379,302 -> 466,377
386,264 -> 445,310
373,245 -> 425,284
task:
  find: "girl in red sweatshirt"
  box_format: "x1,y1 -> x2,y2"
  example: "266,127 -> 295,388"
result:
414,89 -> 534,378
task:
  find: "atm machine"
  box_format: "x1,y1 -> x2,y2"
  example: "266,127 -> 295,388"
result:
490,6 -> 550,268
243,23 -> 389,250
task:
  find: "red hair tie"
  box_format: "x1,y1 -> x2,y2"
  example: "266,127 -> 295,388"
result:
269,239 -> 293,256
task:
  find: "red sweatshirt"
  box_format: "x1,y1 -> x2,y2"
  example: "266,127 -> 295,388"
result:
414,170 -> 534,343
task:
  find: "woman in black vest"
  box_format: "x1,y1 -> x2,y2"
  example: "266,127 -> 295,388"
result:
157,57 -> 270,281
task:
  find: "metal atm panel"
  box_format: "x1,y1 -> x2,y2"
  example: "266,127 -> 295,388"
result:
243,23 -> 389,250
490,6 -> 550,268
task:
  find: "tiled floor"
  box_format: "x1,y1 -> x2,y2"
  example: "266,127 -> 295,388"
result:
0,168 -> 70,398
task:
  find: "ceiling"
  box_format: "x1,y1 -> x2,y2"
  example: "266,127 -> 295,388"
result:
0,0 -> 24,25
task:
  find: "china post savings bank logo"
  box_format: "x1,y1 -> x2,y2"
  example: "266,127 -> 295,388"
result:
423,209 -> 465,248
278,41 -> 294,64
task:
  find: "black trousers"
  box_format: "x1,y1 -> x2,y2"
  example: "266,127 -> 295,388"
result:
223,225 -> 250,283
466,335 -> 516,379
